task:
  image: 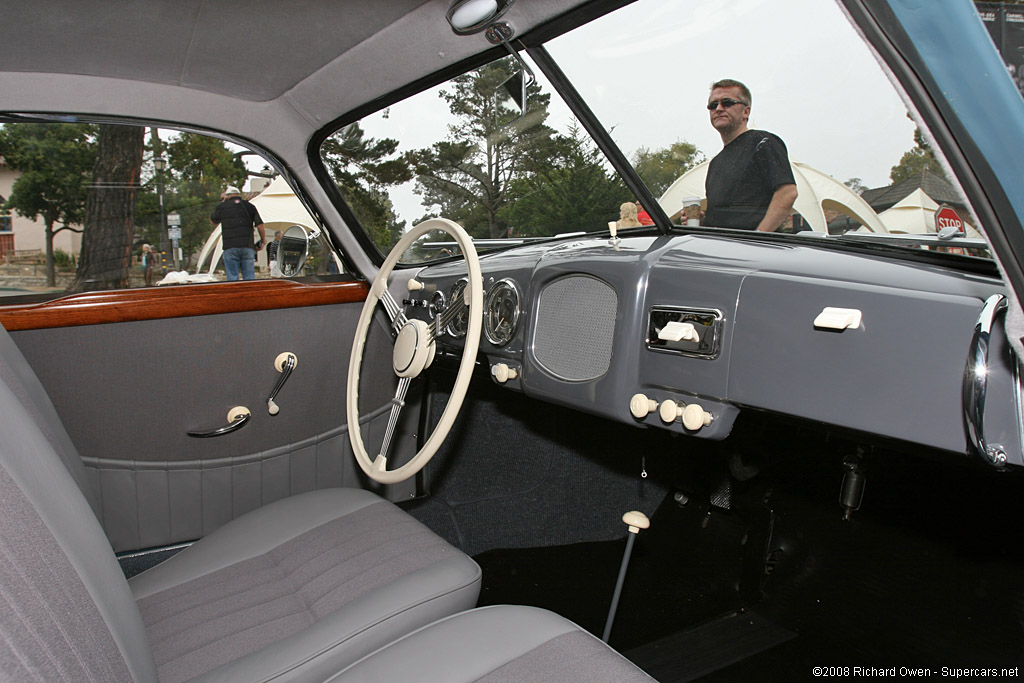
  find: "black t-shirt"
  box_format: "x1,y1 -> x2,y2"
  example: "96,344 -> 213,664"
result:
704,129 -> 795,230
211,198 -> 263,249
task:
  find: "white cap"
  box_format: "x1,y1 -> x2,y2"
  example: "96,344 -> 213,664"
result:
225,185 -> 241,196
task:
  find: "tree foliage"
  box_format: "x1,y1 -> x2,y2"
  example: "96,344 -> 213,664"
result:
632,141 -> 704,197
844,177 -> 867,195
0,123 -> 97,285
71,124 -> 145,292
321,122 -> 411,251
500,122 -> 631,236
890,127 -> 946,184
410,58 -> 555,239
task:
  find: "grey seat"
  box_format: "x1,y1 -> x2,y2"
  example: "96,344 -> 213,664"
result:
0,323 -> 481,682
329,605 -> 655,682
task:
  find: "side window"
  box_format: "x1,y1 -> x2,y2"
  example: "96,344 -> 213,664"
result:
0,122 -> 339,299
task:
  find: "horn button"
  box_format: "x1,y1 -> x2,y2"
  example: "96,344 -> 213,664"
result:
393,319 -> 435,378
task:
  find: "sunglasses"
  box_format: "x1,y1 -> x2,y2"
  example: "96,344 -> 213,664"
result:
707,98 -> 748,111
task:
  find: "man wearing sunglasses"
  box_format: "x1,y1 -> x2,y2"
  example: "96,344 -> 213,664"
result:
704,79 -> 797,231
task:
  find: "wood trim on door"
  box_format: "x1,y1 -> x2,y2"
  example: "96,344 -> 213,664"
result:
0,280 -> 370,331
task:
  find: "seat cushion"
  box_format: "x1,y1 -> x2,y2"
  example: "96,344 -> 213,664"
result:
329,605 -> 655,682
130,488 -> 480,683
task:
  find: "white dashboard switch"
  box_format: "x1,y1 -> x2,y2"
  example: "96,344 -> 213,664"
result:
659,400 -> 682,424
681,403 -> 712,431
813,307 -> 862,330
407,278 -> 424,291
491,363 -> 518,383
658,321 -> 700,343
629,393 -> 658,419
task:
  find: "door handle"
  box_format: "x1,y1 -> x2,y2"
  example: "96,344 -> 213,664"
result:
188,406 -> 251,438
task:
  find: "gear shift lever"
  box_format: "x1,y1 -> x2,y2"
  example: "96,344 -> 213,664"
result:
602,510 -> 649,643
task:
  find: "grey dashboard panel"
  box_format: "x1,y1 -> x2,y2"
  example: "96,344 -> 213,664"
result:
727,271 -> 989,455
411,233 -> 1016,462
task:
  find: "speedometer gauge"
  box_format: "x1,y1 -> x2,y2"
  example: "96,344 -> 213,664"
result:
484,279 -> 521,346
446,278 -> 470,338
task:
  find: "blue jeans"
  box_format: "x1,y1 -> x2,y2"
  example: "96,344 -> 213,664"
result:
223,247 -> 255,281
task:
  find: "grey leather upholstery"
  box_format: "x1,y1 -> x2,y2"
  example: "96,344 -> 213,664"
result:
329,605 -> 655,682
0,321 -> 481,682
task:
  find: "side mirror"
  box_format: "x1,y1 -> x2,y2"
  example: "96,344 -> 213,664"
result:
279,225 -> 309,277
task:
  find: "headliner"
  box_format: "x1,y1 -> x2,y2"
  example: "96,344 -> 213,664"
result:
0,0 -> 588,104
3,0 -> 433,102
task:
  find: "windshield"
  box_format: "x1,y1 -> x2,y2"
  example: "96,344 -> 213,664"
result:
321,0 -> 992,265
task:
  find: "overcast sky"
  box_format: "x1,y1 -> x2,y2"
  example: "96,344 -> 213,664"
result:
356,0 -> 919,225
544,0 -> 916,189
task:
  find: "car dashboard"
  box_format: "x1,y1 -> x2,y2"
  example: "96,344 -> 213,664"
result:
403,232 -> 1023,468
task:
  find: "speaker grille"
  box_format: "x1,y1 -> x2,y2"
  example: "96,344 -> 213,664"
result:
533,275 -> 617,381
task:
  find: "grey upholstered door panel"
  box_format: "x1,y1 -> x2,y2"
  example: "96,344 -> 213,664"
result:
10,302 -> 415,552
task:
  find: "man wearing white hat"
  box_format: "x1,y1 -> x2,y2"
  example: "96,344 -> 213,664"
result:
210,185 -> 266,280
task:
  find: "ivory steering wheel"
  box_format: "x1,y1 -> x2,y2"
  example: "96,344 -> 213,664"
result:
346,218 -> 483,484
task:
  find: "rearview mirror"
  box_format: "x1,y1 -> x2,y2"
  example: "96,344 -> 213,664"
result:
497,69 -> 526,116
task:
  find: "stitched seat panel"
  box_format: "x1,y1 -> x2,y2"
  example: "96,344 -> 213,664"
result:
137,501 -> 460,683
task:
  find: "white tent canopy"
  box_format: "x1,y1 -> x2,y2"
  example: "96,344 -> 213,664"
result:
195,176 -> 325,276
877,188 -> 938,234
658,160 -> 888,234
877,187 -> 983,238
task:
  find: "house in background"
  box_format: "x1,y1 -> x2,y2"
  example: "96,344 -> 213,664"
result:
0,159 -> 82,261
828,168 -> 980,237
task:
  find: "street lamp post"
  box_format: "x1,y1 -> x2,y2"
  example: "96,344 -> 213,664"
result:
153,156 -> 167,273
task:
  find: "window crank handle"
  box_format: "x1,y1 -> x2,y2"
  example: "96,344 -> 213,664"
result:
268,352 -> 297,415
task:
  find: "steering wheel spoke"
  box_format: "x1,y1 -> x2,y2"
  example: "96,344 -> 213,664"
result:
379,289 -> 409,333
347,218 -> 482,484
376,376 -> 411,463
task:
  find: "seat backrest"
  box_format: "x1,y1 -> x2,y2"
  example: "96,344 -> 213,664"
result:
0,324 -> 100,515
0,323 -> 157,682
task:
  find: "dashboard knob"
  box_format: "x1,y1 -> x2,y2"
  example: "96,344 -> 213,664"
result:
492,363 -> 518,383
407,278 -> 424,291
681,403 -> 713,431
629,393 -> 658,419
659,400 -> 682,424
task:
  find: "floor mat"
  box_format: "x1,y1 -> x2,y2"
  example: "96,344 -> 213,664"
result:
474,494 -> 749,653
624,611 -> 795,682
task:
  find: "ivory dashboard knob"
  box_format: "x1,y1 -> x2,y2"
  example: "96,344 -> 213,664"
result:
681,403 -> 713,431
659,399 -> 682,424
629,393 -> 658,419
492,363 -> 518,383
407,278 -> 424,291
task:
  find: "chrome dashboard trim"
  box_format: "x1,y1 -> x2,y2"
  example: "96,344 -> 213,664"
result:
483,278 -> 522,347
963,293 -> 1009,469
646,306 -> 724,360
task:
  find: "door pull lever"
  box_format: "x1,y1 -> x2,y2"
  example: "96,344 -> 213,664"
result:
188,406 -> 251,438
267,352 -> 297,415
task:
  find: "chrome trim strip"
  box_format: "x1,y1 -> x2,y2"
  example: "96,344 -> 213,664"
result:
963,293 -> 1008,469
646,306 -> 724,360
483,278 -> 522,347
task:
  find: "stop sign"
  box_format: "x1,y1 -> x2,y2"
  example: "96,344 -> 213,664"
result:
935,206 -> 963,234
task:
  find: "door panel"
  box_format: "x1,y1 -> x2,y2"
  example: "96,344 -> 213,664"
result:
1,281 -> 416,551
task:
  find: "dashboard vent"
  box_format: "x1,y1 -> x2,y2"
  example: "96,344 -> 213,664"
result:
533,275 -> 617,381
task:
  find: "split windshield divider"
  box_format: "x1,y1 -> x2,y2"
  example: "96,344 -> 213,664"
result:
527,44 -> 672,236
